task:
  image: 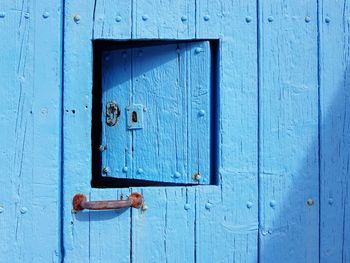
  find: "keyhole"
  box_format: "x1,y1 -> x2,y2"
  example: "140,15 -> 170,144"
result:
132,111 -> 138,123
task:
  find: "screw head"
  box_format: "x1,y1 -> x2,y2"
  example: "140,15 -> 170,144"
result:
99,145 -> 107,152
307,198 -> 315,206
73,14 -> 81,23
115,16 -> 122,22
192,172 -> 201,181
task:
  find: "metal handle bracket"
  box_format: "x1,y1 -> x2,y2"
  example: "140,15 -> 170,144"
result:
72,192 -> 144,212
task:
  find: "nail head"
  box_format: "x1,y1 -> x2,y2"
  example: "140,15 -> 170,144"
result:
270,200 -> 276,208
205,202 -> 212,210
73,14 -> 81,23
198,110 -> 205,117
43,11 -> 49,19
115,16 -> 122,22
195,47 -> 203,54
307,198 -> 315,206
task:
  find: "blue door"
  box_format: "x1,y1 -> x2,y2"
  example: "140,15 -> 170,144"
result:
101,42 -> 211,184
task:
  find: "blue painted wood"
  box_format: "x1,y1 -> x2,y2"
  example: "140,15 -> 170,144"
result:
102,42 -> 211,184
319,1 -> 350,262
258,1 -> 319,262
0,1 -> 62,262
61,1 -> 349,263
131,187 -> 196,262
1,1 -> 350,262
64,0 -> 259,262
195,0 -> 259,262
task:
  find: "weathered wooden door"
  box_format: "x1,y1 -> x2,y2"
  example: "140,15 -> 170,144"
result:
63,1 -> 258,262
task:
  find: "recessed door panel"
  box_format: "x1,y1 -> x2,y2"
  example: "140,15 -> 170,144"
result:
101,41 -> 211,184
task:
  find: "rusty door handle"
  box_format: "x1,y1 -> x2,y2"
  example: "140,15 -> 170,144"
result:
72,192 -> 144,211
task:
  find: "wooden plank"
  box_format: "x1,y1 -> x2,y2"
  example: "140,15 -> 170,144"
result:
131,187 -> 196,263
196,0 -> 259,261
319,1 -> 350,262
258,1 -> 319,262
188,41 -> 211,185
0,1 -> 62,262
132,42 -> 210,184
63,1 -> 133,262
102,48 -> 133,179
93,0 -> 132,39
89,189 -> 131,263
132,0 -> 195,39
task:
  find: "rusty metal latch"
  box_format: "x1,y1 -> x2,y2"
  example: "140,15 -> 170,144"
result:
106,101 -> 121,126
72,192 -> 144,211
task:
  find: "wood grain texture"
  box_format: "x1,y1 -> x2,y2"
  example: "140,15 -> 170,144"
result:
195,0 -> 259,262
0,1 -> 61,262
102,42 -> 211,184
259,1 -> 319,262
0,1 -> 62,262
63,1 -> 350,263
131,187 -> 196,263
319,0 -> 350,262
64,0 -> 258,262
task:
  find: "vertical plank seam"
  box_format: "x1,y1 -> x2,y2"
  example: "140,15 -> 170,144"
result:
92,0 -> 97,39
256,0 -> 262,261
317,0 -> 322,262
194,188 -> 197,263
130,189 -> 133,263
60,0 -> 65,261
131,0 -> 133,39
